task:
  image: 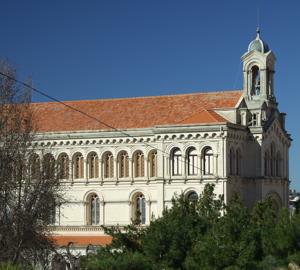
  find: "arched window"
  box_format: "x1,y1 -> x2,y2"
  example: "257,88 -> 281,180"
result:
276,151 -> 281,177
119,151 -> 129,178
267,192 -> 282,214
251,65 -> 260,96
264,150 -> 270,176
73,153 -> 84,179
203,147 -> 213,175
270,143 -> 276,177
134,151 -> 144,177
132,193 -> 146,225
43,153 -> 55,179
186,191 -> 198,202
88,152 -> 99,179
87,194 -> 100,225
187,148 -> 197,176
149,150 -> 157,178
171,148 -> 182,176
58,153 -> 69,179
103,152 -> 114,178
236,149 -> 241,176
229,148 -> 235,175
30,154 -> 40,179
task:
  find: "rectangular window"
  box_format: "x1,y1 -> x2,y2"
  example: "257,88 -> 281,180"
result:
150,152 -> 157,177
252,114 -> 257,126
172,155 -> 182,175
204,154 -> 213,175
188,155 -> 197,175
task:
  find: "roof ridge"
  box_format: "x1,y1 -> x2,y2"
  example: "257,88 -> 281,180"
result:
178,108 -> 224,124
206,109 -> 227,122
32,89 -> 243,105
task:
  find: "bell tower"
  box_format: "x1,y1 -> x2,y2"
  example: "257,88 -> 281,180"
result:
242,28 -> 276,105
240,28 -> 277,127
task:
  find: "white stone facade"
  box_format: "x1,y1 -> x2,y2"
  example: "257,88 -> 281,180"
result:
31,30 -> 291,249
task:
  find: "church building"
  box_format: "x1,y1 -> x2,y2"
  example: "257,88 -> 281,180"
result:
31,30 -> 291,251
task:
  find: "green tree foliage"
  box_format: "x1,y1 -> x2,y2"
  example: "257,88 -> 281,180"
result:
81,184 -> 300,270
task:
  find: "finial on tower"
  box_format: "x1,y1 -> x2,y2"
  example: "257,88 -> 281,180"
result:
248,27 -> 269,53
256,27 -> 260,39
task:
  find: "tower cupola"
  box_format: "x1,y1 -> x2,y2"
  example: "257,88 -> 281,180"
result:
248,27 -> 269,53
240,29 -> 277,127
241,28 -> 276,105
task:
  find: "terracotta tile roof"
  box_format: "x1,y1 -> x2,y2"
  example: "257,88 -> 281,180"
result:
179,109 -> 227,124
32,90 -> 242,133
52,235 -> 112,247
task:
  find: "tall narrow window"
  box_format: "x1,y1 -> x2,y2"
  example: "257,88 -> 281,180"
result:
203,147 -> 213,175
103,152 -> 114,178
264,150 -> 270,176
132,193 -> 146,225
30,154 -> 40,179
134,151 -> 145,177
119,151 -> 129,178
187,148 -> 197,176
88,194 -> 100,225
252,113 -> 257,126
58,153 -> 69,179
276,151 -> 281,177
236,149 -> 241,176
251,65 -> 260,96
172,148 -> 182,176
88,152 -> 99,179
149,150 -> 157,178
43,153 -> 55,179
229,148 -> 235,175
73,153 -> 84,179
270,143 -> 276,177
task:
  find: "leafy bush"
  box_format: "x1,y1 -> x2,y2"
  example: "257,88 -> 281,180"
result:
81,184 -> 300,270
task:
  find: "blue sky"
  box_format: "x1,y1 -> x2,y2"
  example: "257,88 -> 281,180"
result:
0,0 -> 299,189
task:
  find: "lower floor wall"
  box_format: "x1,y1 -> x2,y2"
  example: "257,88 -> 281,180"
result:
51,177 -> 289,251
54,178 -> 227,227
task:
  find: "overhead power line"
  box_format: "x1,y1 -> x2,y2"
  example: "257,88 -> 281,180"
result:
0,71 -> 215,174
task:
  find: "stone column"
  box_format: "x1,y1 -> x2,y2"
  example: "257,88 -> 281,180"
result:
156,142 -> 165,217
214,154 -> 218,178
129,158 -> 133,181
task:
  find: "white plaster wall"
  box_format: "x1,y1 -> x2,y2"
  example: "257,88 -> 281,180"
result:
30,123 -> 289,236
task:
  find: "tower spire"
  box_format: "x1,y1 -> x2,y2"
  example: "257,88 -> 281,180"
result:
256,26 -> 260,39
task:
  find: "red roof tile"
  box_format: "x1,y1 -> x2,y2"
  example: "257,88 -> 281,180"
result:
32,90 -> 242,132
52,235 -> 112,247
179,109 -> 227,124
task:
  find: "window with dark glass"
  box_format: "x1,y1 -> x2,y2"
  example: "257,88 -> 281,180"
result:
172,148 -> 182,176
58,153 -> 69,179
88,152 -> 99,179
251,65 -> 261,96
133,193 -> 146,225
187,148 -> 197,176
149,151 -> 157,178
119,151 -> 129,178
104,152 -> 114,178
187,191 -> 198,202
88,194 -> 100,225
134,151 -> 144,177
203,147 -> 213,175
73,153 -> 84,179
43,153 -> 55,179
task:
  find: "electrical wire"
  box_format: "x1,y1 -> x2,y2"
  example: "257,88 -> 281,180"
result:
0,71 -> 217,174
